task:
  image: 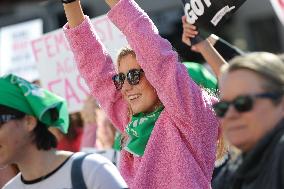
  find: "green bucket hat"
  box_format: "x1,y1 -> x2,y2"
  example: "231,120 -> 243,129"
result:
0,74 -> 69,133
184,62 -> 218,93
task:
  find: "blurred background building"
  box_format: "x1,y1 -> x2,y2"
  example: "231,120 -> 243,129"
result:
0,0 -> 283,63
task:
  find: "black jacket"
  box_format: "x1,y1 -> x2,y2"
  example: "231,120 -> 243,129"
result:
212,119 -> 284,189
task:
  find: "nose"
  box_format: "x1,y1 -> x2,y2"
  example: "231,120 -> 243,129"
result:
121,80 -> 133,92
223,105 -> 239,119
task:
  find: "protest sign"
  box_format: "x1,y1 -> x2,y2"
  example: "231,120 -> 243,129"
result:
31,15 -> 127,113
0,19 -> 43,81
182,0 -> 247,45
270,0 -> 284,26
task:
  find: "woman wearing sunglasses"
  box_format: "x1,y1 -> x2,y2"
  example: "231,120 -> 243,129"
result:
212,52 -> 284,189
62,0 -> 220,188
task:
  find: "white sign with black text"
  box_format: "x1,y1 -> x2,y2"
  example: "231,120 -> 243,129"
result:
0,19 -> 43,81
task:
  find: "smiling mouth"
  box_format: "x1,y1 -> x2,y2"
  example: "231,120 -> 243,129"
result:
228,125 -> 246,132
128,94 -> 140,101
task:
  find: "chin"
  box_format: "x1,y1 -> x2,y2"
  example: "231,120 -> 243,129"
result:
130,107 -> 139,115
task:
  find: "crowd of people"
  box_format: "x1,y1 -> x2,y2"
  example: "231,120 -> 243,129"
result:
0,0 -> 283,188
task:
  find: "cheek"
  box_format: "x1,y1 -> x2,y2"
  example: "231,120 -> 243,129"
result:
121,90 -> 129,102
141,81 -> 157,98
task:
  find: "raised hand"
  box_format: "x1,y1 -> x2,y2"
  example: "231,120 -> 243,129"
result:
182,16 -> 198,47
181,15 -> 210,52
181,16 -> 227,78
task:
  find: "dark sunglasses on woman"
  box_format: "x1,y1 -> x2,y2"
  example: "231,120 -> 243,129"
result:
112,69 -> 144,90
213,92 -> 282,118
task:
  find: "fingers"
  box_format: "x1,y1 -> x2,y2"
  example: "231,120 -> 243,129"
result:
182,19 -> 198,46
182,17 -> 198,38
183,25 -> 198,37
182,15 -> 201,48
182,33 -> 191,46
182,15 -> 187,24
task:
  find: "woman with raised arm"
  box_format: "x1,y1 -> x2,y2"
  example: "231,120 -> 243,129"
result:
62,0 -> 219,188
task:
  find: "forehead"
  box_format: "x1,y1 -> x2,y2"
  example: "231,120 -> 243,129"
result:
219,69 -> 265,100
118,54 -> 141,73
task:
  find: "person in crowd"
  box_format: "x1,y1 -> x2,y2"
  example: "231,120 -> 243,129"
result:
181,15 -> 245,79
0,165 -> 19,188
80,96 -> 119,165
62,0 -> 224,188
54,112 -> 84,152
0,74 -> 127,189
80,96 -> 99,148
80,96 -> 116,150
212,52 -> 284,189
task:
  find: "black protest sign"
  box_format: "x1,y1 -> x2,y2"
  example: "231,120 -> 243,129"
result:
182,0 -> 247,45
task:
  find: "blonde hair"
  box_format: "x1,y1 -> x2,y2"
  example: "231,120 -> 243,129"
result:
221,52 -> 284,94
116,46 -> 136,68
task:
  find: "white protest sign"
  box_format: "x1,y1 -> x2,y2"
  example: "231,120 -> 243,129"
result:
31,15 -> 127,113
0,19 -> 43,81
270,0 -> 284,26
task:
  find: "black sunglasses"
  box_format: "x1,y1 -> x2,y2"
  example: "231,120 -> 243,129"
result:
213,92 -> 282,118
112,69 -> 144,90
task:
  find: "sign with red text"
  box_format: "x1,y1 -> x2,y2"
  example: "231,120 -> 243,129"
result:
270,0 -> 284,26
31,15 -> 127,113
0,19 -> 43,81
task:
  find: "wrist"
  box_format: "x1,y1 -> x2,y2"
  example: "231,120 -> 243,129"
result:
196,39 -> 211,51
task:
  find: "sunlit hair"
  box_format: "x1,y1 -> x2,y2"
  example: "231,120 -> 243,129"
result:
278,53 -> 284,63
221,52 -> 284,99
116,46 -> 136,68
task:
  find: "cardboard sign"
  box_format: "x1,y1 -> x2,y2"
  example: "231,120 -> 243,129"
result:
31,15 -> 127,113
0,19 -> 43,81
182,0 -> 247,45
270,0 -> 284,26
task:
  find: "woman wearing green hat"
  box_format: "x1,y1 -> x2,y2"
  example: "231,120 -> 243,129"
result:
0,74 -> 128,189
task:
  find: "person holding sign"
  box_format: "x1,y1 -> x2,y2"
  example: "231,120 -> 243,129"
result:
181,15 -> 247,79
0,74 -> 127,189
62,0 -> 221,188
